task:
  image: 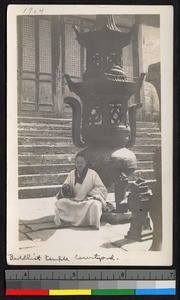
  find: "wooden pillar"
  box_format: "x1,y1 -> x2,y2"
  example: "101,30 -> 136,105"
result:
52,16 -> 64,117
132,23 -> 142,121
137,23 -> 146,121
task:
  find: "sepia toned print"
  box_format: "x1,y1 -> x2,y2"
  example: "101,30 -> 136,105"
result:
7,5 -> 173,265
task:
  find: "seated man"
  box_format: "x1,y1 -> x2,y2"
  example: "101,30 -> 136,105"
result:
54,152 -> 107,229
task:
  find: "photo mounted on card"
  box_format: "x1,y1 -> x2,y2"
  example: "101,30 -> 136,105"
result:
7,5 -> 173,266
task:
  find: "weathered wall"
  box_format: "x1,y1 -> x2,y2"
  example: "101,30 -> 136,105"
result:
138,24 -> 160,121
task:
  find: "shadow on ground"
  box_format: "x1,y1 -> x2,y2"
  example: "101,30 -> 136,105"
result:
19,215 -> 69,242
19,210 -> 132,242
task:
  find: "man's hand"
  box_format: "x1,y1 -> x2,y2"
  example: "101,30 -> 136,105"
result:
62,184 -> 72,197
92,195 -> 107,209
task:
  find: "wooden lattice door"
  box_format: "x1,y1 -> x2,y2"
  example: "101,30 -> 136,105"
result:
18,16 -> 54,113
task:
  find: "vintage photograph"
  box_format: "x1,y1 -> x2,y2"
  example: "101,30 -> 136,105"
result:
7,5 -> 173,265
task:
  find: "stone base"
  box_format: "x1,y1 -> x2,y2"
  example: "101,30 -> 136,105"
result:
101,211 -> 132,224
111,237 -> 152,251
125,216 -> 153,242
125,229 -> 153,242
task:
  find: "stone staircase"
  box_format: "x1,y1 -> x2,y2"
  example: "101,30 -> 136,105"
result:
18,116 -> 161,199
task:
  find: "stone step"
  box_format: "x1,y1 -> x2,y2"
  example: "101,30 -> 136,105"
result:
18,160 -> 153,175
18,179 -> 157,199
17,118 -> 160,199
18,152 -> 154,166
136,132 -> 161,139
18,144 -> 157,156
19,163 -> 74,175
18,129 -> 72,137
18,117 -> 72,125
18,184 -> 61,199
136,128 -> 160,133
18,123 -> 72,131
18,136 -> 73,146
18,129 -> 161,139
129,169 -> 155,181
137,161 -> 153,170
18,124 -> 159,133
132,145 -> 157,153
136,122 -> 159,128
18,136 -> 161,147
18,154 -> 76,165
18,145 -> 79,155
18,116 -> 159,128
136,153 -> 154,161
19,173 -> 68,187
134,138 -> 161,146
19,168 -> 155,188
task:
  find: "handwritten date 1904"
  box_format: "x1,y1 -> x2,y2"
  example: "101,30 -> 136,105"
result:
23,7 -> 44,15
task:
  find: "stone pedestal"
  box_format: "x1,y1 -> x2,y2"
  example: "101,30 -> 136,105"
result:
126,180 -> 153,242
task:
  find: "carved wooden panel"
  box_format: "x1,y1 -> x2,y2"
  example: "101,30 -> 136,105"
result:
21,79 -> 36,110
21,72 -> 36,80
39,74 -> 52,81
21,80 -> 36,103
39,81 -> 53,111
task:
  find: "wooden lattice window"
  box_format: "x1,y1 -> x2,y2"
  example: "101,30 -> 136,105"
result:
22,17 -> 35,72
39,19 -> 52,74
64,17 -> 94,78
65,23 -> 81,77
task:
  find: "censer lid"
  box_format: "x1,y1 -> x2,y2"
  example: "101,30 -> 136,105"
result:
73,15 -> 136,54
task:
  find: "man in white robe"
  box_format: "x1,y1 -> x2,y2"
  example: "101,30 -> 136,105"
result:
54,153 -> 108,229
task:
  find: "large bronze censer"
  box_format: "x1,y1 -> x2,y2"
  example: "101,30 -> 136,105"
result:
64,15 -> 145,213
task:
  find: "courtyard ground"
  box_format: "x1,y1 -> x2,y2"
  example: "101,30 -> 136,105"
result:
16,194 -> 152,266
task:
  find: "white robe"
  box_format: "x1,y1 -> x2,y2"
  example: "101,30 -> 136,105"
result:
54,169 -> 108,229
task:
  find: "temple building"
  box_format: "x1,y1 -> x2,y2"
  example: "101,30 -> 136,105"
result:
17,14 -> 160,122
16,14 -> 162,249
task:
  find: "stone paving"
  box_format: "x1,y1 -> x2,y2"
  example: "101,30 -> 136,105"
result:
18,195 -> 152,259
